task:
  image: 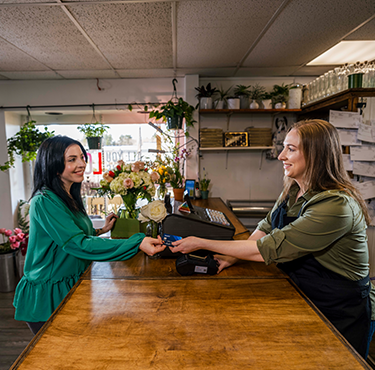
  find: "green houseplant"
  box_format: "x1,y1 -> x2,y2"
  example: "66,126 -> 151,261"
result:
271,83 -> 292,109
249,84 -> 266,109
234,84 -> 251,109
195,83 -> 218,109
199,173 -> 211,200
149,98 -> 196,131
0,121 -> 54,171
77,122 -> 109,149
214,86 -> 232,109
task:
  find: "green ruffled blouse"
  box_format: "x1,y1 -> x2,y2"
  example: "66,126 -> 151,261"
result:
13,189 -> 144,322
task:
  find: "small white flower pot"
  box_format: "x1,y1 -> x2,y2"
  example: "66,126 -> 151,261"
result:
275,102 -> 286,109
227,97 -> 240,109
250,100 -> 259,109
262,99 -> 272,109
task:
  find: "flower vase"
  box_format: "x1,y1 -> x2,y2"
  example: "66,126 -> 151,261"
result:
201,190 -> 209,199
173,188 -> 184,202
111,205 -> 141,239
0,249 -> 19,292
145,220 -> 159,239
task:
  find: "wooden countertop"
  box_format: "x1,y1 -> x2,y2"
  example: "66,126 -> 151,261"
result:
12,278 -> 369,369
10,197 -> 371,369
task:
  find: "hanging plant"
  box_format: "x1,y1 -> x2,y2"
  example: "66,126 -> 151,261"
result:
0,121 -> 54,171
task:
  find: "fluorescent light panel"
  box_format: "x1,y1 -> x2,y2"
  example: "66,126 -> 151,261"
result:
307,41 -> 375,65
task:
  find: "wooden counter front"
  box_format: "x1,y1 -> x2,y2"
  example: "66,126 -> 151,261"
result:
11,278 -> 370,370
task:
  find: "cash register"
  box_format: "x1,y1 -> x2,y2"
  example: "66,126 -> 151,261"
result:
160,193 -> 235,257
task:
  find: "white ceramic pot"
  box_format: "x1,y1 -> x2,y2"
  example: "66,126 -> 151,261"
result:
250,100 -> 259,109
227,97 -> 240,109
200,97 -> 212,109
215,100 -> 225,109
288,88 -> 302,109
275,102 -> 286,109
262,99 -> 272,109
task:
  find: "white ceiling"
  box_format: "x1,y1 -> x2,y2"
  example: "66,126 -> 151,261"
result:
0,0 -> 374,80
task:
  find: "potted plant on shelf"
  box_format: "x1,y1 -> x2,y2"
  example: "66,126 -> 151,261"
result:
77,122 -> 109,150
199,174 -> 211,200
194,83 -> 218,110
249,84 -> 266,109
234,84 -> 251,109
0,120 -> 54,172
260,91 -> 273,109
271,83 -> 292,109
149,98 -> 196,131
214,86 -> 233,109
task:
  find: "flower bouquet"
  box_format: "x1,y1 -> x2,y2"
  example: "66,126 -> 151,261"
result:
0,228 -> 25,254
95,160 -> 160,238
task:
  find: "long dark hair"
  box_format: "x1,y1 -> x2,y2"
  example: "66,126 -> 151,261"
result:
281,119 -> 371,225
32,136 -> 88,214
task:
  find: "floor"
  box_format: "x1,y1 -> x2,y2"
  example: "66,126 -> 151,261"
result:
1,290 -> 375,370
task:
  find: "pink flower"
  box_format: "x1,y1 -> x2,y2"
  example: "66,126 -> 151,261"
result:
150,172 -> 160,182
9,236 -> 17,243
4,229 -> 12,237
14,228 -> 22,234
117,160 -> 125,168
123,178 -> 134,189
0,228 -> 5,234
136,161 -> 145,170
16,233 -> 25,241
131,163 -> 140,172
11,242 -> 20,250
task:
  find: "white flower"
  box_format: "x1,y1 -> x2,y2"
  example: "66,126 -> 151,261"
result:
138,200 -> 167,223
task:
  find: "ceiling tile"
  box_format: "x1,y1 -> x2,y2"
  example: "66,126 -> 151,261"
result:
243,0 -> 375,68
0,37 -> 50,71
0,71 -> 64,79
0,5 -> 110,69
117,69 -> 177,78
236,66 -> 300,77
67,2 -> 173,69
345,16 -> 375,40
57,69 -> 119,79
177,0 -> 285,68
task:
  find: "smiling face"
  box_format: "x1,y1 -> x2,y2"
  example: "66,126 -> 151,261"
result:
278,129 -> 307,189
60,144 -> 86,193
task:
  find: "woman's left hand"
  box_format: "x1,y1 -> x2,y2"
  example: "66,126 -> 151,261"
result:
101,212 -> 118,234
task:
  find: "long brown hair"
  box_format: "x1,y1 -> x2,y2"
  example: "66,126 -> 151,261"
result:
281,119 -> 370,225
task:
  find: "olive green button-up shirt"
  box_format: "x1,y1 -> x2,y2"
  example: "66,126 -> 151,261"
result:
256,184 -> 375,319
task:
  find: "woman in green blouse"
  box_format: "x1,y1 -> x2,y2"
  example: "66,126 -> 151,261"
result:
13,136 -> 165,335
171,119 -> 375,358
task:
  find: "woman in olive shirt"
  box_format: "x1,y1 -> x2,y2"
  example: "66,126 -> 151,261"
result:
172,119 -> 375,358
13,136 -> 165,334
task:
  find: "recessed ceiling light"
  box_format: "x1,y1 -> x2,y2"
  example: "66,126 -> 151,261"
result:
45,112 -> 63,115
307,41 -> 375,65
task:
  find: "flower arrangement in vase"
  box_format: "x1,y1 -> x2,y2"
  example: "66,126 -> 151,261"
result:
95,160 -> 159,219
0,228 -> 26,254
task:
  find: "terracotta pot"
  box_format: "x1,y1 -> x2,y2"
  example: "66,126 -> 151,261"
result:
173,188 -> 184,202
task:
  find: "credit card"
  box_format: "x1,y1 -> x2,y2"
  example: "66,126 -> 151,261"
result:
162,233 -> 182,247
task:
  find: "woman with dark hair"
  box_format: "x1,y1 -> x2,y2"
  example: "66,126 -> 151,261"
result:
172,119 -> 375,358
13,136 -> 165,335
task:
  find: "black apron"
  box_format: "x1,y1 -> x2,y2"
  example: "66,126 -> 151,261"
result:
271,199 -> 371,357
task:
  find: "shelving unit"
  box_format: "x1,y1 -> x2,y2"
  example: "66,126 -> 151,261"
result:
198,108 -> 301,151
299,88 -> 375,118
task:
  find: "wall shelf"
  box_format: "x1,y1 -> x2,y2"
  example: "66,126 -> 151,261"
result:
199,108 -> 301,114
199,146 -> 273,151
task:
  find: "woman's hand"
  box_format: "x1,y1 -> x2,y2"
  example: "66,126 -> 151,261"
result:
171,236 -> 203,254
214,255 -> 239,273
101,212 -> 118,234
139,236 -> 166,257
